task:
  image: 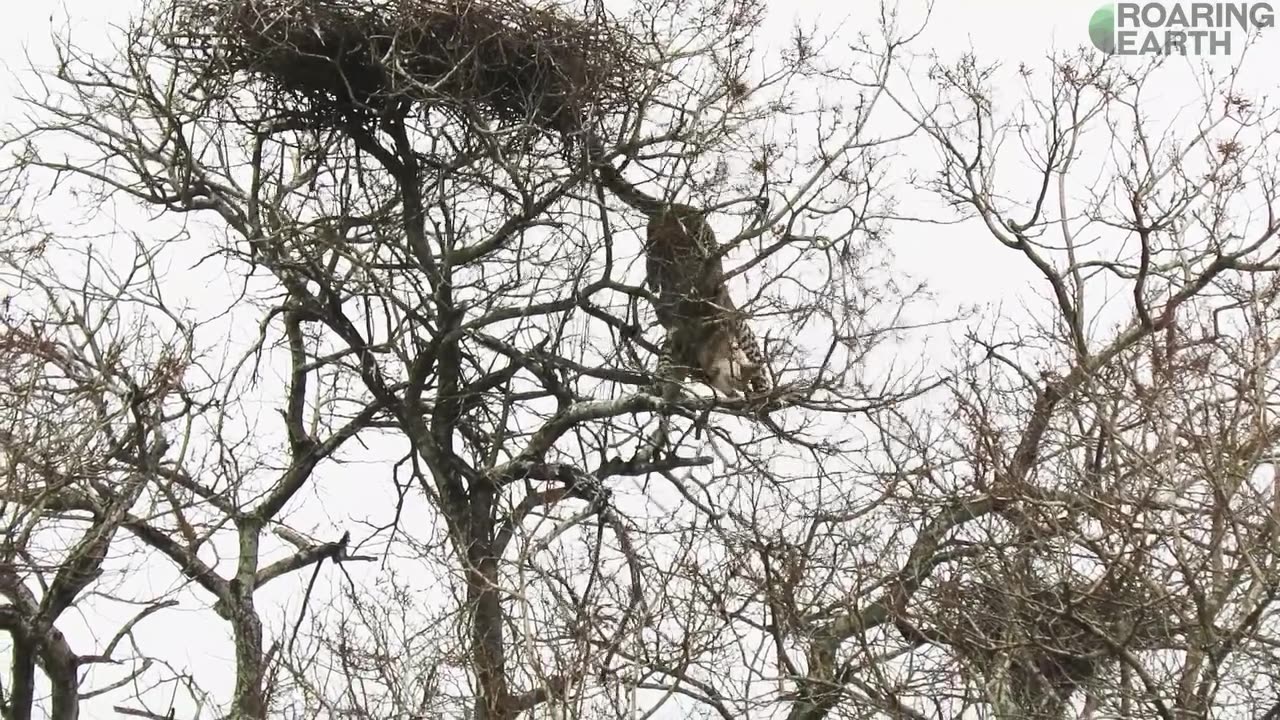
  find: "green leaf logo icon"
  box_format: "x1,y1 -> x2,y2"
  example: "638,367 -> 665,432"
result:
1089,4 -> 1116,54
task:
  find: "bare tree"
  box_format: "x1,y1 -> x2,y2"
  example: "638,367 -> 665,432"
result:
1,0 -> 905,717
0,170 -> 210,720
4,1 -> 1280,719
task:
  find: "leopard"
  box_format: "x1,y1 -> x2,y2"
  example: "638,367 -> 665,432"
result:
592,154 -> 772,398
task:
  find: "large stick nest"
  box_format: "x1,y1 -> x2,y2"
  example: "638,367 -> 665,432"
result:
939,579 -> 1179,664
167,0 -> 643,132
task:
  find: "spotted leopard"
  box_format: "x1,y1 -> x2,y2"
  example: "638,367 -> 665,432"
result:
593,154 -> 772,398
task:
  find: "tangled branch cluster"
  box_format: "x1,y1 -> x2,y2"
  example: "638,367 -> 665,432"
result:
165,0 -> 643,133
936,574 -> 1178,703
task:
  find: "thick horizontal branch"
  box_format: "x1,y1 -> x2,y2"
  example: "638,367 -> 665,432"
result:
257,535 -> 376,588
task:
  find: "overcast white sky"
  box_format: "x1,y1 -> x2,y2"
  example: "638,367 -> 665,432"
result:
1,0 -> 1277,717
4,0 -> 1277,321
